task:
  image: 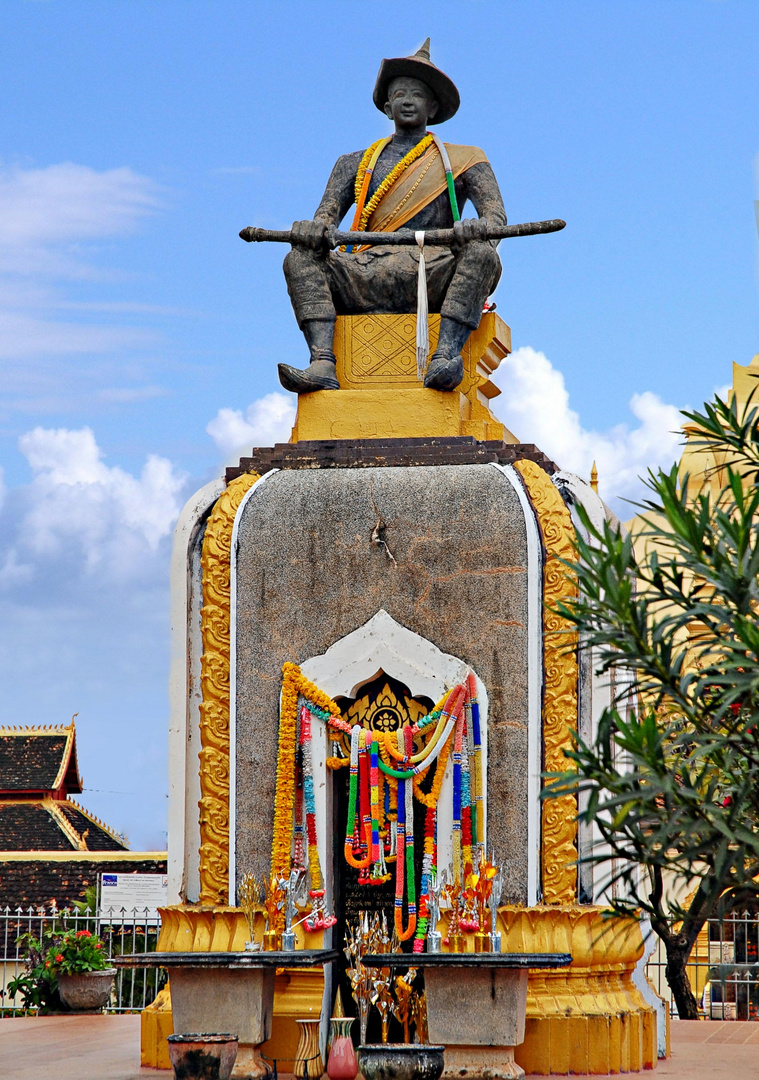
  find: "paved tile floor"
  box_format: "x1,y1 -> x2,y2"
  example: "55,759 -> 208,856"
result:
3,1015 -> 759,1079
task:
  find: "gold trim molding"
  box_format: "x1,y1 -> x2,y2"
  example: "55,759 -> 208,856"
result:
198,472 -> 261,903
514,460 -> 579,905
499,905 -> 657,1074
144,904 -> 657,1074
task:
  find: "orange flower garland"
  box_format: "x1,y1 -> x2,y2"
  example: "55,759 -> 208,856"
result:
270,663 -> 300,877
345,133 -> 435,252
271,663 -> 343,878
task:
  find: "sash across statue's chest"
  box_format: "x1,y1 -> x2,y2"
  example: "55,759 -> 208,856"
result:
346,137 -> 489,252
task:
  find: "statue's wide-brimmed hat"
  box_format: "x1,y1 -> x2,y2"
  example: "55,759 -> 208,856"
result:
373,39 -> 460,125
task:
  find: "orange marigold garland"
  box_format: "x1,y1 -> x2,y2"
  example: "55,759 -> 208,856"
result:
270,663 -> 300,877
345,133 -> 435,252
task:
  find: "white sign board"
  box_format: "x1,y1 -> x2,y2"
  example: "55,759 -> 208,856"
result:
99,873 -> 168,921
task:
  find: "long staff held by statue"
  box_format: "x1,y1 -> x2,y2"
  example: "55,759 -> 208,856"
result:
239,219 -> 565,248
241,218 -> 565,381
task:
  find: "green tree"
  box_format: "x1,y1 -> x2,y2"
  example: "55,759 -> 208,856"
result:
543,394 -> 759,1020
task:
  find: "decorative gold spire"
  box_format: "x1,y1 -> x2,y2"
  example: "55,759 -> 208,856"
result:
590,461 -> 598,493
414,37 -> 431,61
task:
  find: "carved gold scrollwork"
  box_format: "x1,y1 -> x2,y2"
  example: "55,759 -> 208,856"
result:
514,459 -> 579,905
342,675 -> 428,733
198,472 -> 261,903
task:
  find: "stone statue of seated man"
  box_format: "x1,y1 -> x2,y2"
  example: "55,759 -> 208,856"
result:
278,39 -> 507,394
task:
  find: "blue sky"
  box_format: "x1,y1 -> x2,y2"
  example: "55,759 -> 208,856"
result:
0,1 -> 757,850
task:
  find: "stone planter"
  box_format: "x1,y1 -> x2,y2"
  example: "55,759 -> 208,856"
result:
167,1033 -> 239,1080
56,968 -> 116,1011
357,1044 -> 445,1080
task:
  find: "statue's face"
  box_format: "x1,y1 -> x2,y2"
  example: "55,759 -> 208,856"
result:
384,76 -> 439,130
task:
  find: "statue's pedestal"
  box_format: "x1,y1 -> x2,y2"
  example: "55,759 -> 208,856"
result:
163,303 -> 663,1073
291,387 -> 508,441
291,311 -> 516,443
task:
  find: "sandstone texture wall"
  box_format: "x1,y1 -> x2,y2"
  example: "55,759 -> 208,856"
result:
234,463 -> 532,902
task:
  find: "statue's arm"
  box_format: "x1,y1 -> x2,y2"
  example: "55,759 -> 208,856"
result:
463,161 -> 507,231
290,151 -> 362,250
312,152 -> 363,226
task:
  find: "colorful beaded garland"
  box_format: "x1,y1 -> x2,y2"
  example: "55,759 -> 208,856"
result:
271,662 -> 483,942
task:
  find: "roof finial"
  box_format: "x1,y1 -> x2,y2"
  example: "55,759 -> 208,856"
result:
590,461 -> 599,493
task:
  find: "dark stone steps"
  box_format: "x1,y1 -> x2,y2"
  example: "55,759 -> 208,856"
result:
226,437 -> 557,483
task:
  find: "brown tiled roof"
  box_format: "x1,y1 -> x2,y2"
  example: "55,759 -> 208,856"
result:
0,722 -> 81,794
0,853 -> 167,911
0,803 -> 73,851
57,802 -> 127,851
0,800 -> 128,853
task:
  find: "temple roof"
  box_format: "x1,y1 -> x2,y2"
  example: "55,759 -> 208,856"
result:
0,721 -> 81,795
0,718 -> 160,914
0,799 -> 127,852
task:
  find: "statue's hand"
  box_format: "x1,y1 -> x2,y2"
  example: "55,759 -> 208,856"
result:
452,217 -> 489,251
290,219 -> 329,252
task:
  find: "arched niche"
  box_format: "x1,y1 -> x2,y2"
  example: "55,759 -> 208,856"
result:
296,609 -> 489,905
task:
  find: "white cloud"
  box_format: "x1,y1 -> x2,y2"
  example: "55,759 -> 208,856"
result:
0,162 -> 160,275
490,346 -> 684,507
1,426 -> 186,585
0,161 -> 166,417
207,392 -> 296,461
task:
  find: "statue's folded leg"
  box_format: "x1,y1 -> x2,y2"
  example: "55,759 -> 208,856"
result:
425,241 -> 502,391
439,240 -> 501,331
280,248 -> 339,392
279,243 -> 501,393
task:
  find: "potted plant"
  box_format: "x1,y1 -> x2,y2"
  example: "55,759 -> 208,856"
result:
45,928 -> 116,1010
7,932 -> 62,1013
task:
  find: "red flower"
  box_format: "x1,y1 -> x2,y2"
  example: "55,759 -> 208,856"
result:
95,943 -> 102,949
731,703 -> 741,715
55,953 -> 64,962
75,930 -> 92,938
722,796 -> 734,807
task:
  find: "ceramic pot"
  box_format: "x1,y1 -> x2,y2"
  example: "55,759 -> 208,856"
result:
327,1017 -> 357,1080
167,1033 -> 239,1080
56,968 -> 116,1010
294,1018 -> 323,1080
357,1044 -> 445,1080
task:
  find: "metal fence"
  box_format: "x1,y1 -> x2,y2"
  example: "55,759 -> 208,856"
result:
0,904 -> 166,1015
645,911 -> 759,1020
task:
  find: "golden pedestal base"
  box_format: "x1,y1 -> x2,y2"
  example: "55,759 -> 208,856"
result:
292,387 -> 511,442
503,906 -> 660,1075
142,905 -> 661,1075
290,311 -> 517,444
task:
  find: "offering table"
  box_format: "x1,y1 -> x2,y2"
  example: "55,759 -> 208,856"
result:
362,952 -> 572,1080
116,949 -> 339,1079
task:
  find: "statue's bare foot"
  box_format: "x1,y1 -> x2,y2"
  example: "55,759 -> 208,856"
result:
278,353 -> 340,393
424,352 -> 464,391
